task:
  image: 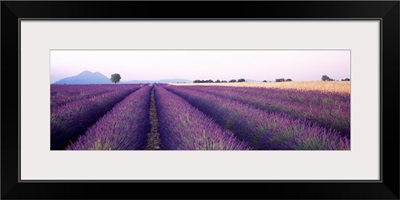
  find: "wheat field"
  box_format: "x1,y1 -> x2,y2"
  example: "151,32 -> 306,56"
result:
170,81 -> 351,94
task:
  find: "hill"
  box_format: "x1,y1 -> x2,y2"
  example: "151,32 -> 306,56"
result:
53,71 -> 192,84
53,70 -> 111,84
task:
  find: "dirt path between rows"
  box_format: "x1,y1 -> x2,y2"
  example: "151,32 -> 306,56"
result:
145,88 -> 162,150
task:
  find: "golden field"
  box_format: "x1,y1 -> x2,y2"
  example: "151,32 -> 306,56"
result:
170,81 -> 351,94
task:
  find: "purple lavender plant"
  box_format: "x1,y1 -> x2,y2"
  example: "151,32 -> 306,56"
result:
51,84 -> 139,109
195,85 -> 350,106
155,86 -> 251,150
67,86 -> 152,150
180,86 -> 350,137
51,86 -> 140,150
166,86 -> 350,150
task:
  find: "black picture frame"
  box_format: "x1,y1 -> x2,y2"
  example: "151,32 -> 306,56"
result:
1,1 -> 399,199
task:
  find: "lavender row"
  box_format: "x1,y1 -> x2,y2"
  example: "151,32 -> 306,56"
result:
154,86 -> 250,150
51,84 -> 140,109
51,87 -> 140,150
165,86 -> 350,150
183,86 -> 350,136
201,85 -> 350,107
67,86 -> 152,150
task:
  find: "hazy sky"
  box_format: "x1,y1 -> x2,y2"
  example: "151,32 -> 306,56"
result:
50,50 -> 350,83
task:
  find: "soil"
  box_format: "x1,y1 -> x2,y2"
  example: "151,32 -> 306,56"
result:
145,89 -> 162,150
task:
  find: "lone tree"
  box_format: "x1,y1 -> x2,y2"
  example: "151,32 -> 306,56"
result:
111,73 -> 122,84
321,75 -> 332,81
238,78 -> 246,82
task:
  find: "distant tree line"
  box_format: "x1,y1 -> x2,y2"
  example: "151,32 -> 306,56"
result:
192,76 -> 350,83
275,78 -> 292,82
193,80 -> 214,83
322,75 -> 350,82
193,78 -> 246,83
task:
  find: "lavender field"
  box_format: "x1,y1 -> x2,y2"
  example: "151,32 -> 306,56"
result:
51,84 -> 350,150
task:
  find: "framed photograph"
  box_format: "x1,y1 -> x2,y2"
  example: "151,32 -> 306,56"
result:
2,1 -> 399,199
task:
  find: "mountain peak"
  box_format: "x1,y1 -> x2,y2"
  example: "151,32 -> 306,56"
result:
79,70 -> 93,75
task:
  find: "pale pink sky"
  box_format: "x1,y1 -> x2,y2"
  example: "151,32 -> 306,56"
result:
50,50 -> 350,83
